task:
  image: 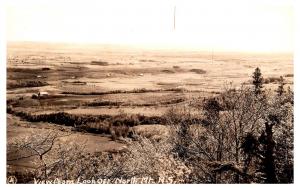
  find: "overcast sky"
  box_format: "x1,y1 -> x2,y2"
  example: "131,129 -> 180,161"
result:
6,0 -> 293,52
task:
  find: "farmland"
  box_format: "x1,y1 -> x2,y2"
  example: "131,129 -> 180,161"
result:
6,42 -> 293,183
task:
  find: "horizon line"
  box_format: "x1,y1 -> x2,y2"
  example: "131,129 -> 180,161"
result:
7,40 -> 294,55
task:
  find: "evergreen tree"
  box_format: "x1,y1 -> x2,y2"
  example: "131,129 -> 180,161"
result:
252,67 -> 263,95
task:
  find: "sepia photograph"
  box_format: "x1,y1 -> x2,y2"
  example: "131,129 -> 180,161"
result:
2,0 -> 296,186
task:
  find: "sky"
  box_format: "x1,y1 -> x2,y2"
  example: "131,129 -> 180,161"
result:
6,0 -> 293,52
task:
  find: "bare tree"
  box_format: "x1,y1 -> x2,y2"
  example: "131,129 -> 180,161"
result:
7,130 -> 70,182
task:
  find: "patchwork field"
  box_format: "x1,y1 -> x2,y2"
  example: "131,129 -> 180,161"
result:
6,42 -> 293,182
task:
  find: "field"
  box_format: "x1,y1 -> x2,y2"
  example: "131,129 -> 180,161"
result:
6,42 -> 294,183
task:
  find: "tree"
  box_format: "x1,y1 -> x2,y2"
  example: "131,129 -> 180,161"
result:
276,76 -> 285,96
218,86 -> 267,183
252,67 -> 264,95
168,83 -> 293,183
260,116 -> 279,183
7,130 -> 70,182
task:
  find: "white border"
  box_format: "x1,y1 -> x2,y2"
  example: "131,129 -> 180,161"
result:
292,0 -> 299,187
1,0 -> 299,189
0,0 -> 7,186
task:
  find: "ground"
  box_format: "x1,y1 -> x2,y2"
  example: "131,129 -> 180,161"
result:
6,42 -> 293,174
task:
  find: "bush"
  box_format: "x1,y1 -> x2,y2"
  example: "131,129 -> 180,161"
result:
7,80 -> 48,89
90,61 -> 109,66
203,97 -> 223,113
161,69 -> 175,74
85,100 -> 122,107
85,121 -> 111,134
189,69 -> 207,74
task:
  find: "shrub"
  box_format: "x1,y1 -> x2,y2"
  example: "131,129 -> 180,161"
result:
85,100 -> 122,107
90,61 -> 109,66
41,67 -> 50,71
189,69 -> 207,74
7,80 -> 48,89
85,121 -> 111,134
161,69 -> 175,74
110,114 -> 140,127
203,97 -> 223,113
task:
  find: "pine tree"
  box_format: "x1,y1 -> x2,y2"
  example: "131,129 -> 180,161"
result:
252,67 -> 263,95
